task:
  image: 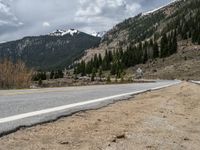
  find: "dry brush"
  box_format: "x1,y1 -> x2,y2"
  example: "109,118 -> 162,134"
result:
0,59 -> 33,89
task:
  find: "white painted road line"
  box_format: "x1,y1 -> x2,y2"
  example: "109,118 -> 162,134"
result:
191,80 -> 200,84
0,81 -> 181,124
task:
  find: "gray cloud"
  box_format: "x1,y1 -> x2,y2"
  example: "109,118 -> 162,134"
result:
0,0 -> 173,42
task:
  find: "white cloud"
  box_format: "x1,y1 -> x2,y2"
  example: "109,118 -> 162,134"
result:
0,0 -> 173,42
42,22 -> 50,27
0,0 -> 22,26
126,3 -> 141,15
75,0 -> 142,33
0,20 -> 9,25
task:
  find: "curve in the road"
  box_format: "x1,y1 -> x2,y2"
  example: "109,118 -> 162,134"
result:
0,80 -> 181,137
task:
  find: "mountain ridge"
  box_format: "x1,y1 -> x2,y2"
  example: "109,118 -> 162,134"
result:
80,0 -> 187,62
75,0 -> 200,79
0,29 -> 101,70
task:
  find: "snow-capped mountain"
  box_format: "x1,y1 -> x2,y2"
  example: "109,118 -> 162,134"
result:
91,31 -> 106,38
49,29 -> 79,36
0,29 -> 101,70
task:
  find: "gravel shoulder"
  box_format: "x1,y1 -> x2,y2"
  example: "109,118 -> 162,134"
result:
0,82 -> 200,150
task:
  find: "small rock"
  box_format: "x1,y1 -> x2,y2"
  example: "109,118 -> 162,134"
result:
184,137 -> 190,141
59,141 -> 69,145
112,139 -> 117,143
160,111 -> 164,113
116,134 -> 126,139
146,145 -> 153,149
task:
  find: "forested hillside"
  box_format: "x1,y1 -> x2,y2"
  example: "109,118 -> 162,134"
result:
0,30 -> 101,70
76,0 -> 200,78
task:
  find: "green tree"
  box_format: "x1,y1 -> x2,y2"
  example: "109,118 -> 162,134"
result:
153,41 -> 159,58
98,67 -> 103,81
50,70 -> 55,79
160,34 -> 169,58
143,48 -> 148,64
38,79 -> 43,86
98,54 -> 102,66
106,75 -> 111,83
91,68 -> 96,81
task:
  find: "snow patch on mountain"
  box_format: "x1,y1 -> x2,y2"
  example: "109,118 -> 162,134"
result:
142,0 -> 181,16
49,29 -> 79,36
91,31 -> 106,38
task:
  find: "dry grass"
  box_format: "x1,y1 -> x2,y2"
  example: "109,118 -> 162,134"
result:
0,59 -> 33,89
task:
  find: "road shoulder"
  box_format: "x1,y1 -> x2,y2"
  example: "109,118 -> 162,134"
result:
0,82 -> 200,150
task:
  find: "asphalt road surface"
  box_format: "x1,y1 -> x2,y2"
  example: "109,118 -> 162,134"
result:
0,80 -> 181,136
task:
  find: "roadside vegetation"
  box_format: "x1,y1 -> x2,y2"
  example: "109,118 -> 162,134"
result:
0,59 -> 33,89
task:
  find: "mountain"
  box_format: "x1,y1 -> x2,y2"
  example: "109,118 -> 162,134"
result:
76,0 -> 200,79
0,29 -> 101,70
81,0 -> 197,62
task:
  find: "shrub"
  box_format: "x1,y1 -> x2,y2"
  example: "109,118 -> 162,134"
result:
32,72 -> 47,81
0,59 -> 33,89
106,75 -> 111,83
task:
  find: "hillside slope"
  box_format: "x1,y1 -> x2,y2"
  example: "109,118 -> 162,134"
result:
0,29 -> 101,70
81,0 -> 200,60
130,40 -> 200,80
77,0 -> 200,79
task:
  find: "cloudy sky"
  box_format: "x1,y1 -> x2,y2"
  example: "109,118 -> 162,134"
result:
0,0 -> 173,42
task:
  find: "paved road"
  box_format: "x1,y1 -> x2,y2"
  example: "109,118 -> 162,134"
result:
0,80 -> 181,136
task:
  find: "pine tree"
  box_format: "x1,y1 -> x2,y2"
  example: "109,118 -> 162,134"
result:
153,41 -> 159,58
160,34 -> 168,58
57,70 -> 64,78
74,68 -> 78,79
102,50 -> 109,70
108,51 -> 113,63
198,36 -> 200,45
106,75 -> 111,83
98,67 -> 103,81
91,68 -> 96,81
98,54 -> 102,66
50,70 -> 55,79
137,42 -> 143,63
93,54 -> 99,68
80,61 -> 86,76
143,48 -> 148,64
85,60 -> 92,74
172,32 -> 178,54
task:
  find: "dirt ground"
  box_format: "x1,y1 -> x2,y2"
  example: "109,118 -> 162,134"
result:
0,82 -> 200,150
